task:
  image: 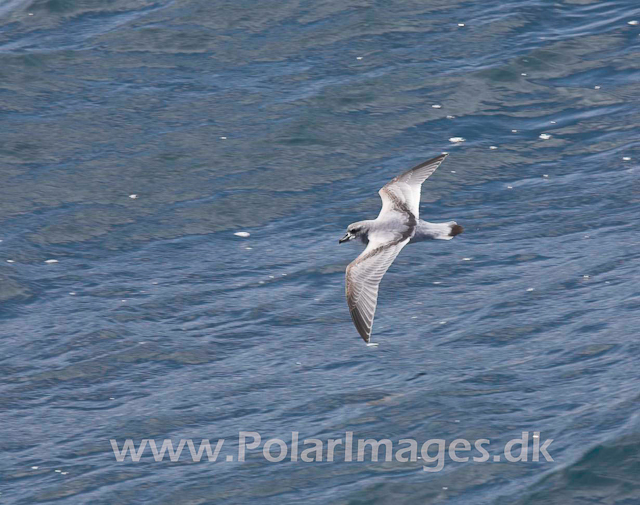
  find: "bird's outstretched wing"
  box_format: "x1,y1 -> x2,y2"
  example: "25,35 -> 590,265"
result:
345,236 -> 410,342
378,154 -> 447,220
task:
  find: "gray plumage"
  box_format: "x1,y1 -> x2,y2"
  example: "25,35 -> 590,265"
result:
339,154 -> 463,343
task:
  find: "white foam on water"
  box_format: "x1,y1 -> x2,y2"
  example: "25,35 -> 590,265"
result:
449,137 -> 465,143
44,259 -> 58,264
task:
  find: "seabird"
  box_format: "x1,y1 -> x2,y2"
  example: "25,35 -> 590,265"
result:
339,154 -> 463,344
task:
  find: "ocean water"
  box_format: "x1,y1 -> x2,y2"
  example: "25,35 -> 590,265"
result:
1,0 -> 640,503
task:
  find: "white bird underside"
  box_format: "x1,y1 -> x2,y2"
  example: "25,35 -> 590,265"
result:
345,154 -> 450,343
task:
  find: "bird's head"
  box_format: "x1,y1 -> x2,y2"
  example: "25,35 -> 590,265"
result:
339,222 -> 368,244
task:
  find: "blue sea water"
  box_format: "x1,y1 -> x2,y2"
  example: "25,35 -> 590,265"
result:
1,0 -> 640,503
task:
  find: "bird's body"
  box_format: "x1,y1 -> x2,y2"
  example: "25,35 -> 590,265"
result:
339,154 -> 463,343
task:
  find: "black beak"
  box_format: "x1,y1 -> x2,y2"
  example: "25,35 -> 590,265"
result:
339,233 -> 351,244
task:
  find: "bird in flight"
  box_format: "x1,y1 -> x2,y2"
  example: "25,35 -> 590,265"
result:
339,154 -> 463,344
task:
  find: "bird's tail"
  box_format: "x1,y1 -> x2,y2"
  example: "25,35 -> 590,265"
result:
410,220 -> 463,242
450,223 -> 464,237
